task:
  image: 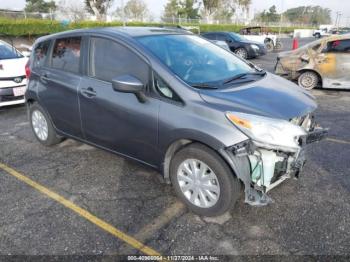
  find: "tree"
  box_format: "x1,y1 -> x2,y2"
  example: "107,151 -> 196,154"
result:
25,0 -> 57,13
254,5 -> 279,23
283,6 -> 331,25
58,0 -> 87,22
122,0 -> 149,21
201,0 -> 220,22
85,0 -> 114,21
162,0 -> 199,21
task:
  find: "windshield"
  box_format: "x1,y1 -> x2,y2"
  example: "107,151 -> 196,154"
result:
0,43 -> 23,60
137,34 -> 256,87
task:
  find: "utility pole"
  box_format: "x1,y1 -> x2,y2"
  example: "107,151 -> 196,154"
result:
335,11 -> 342,29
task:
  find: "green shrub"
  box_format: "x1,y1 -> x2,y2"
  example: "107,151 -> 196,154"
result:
0,18 -> 314,37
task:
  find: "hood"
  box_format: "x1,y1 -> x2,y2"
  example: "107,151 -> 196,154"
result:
199,73 -> 317,120
0,57 -> 28,78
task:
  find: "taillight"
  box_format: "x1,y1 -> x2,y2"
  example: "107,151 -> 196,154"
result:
25,60 -> 31,79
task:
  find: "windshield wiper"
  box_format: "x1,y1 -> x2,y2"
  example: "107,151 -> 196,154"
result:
191,83 -> 218,89
223,71 -> 266,85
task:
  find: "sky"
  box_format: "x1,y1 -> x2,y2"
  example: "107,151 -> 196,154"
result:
1,0 -> 349,25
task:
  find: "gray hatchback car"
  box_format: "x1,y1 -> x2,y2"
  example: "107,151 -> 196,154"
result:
25,27 -> 327,216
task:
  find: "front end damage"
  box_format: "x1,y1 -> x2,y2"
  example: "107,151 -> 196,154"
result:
220,115 -> 328,206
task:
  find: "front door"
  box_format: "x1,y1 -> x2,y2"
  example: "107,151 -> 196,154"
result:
78,37 -> 160,165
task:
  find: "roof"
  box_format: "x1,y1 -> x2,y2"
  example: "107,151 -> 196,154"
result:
36,26 -> 191,43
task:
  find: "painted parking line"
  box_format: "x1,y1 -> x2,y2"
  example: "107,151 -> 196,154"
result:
326,137 -> 350,145
0,162 -> 161,256
118,201 -> 185,254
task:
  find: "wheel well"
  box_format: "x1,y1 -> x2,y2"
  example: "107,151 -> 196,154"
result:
162,139 -> 193,184
26,98 -> 36,105
298,69 -> 323,86
162,139 -> 238,184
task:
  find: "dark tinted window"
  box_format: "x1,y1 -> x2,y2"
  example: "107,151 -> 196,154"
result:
90,37 -> 149,84
51,37 -> 81,73
216,34 -> 227,41
326,40 -> 350,53
202,33 -> 216,40
0,42 -> 23,60
33,40 -> 50,68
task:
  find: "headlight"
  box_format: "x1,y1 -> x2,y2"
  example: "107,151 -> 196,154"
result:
250,44 -> 260,50
226,112 -> 307,150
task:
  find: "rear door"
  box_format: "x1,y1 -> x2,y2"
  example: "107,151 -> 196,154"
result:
316,39 -> 350,88
78,36 -> 160,165
38,36 -> 83,138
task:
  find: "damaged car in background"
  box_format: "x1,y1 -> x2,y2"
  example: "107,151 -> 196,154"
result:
26,27 -> 328,217
275,34 -> 350,90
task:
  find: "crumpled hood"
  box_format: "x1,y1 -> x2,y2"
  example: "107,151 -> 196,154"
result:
199,72 -> 317,120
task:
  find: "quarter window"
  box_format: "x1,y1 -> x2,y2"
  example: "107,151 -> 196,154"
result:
325,40 -> 350,53
51,37 -> 81,73
154,74 -> 181,102
33,40 -> 50,68
89,37 -> 149,84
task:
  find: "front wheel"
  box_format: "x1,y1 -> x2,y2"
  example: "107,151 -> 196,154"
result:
170,143 -> 241,217
298,71 -> 319,90
234,48 -> 248,59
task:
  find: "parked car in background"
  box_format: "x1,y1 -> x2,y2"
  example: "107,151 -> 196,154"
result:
275,34 -> 350,90
211,40 -> 230,51
201,31 -> 266,59
239,26 -> 282,52
26,27 -> 327,216
0,40 -> 29,107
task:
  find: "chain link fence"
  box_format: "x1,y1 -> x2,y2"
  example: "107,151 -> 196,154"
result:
0,9 -> 315,28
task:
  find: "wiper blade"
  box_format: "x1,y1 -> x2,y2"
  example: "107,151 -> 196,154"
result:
191,83 -> 218,89
223,71 -> 266,84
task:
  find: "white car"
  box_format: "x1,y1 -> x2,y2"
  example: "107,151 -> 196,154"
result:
0,40 -> 28,107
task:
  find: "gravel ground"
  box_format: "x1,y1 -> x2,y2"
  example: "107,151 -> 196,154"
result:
0,37 -> 349,258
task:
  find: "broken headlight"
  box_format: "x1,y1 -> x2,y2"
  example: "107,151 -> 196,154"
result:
226,112 -> 307,151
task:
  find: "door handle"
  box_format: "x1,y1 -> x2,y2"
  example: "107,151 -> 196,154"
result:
81,87 -> 97,98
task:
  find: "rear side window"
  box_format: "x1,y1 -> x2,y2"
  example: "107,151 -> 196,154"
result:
203,33 -> 216,40
89,37 -> 149,84
51,37 -> 81,73
326,40 -> 350,53
33,40 -> 50,68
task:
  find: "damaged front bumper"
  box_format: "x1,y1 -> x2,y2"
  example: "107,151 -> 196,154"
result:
220,125 -> 328,206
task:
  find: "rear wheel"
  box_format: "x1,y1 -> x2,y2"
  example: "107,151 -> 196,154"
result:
298,71 -> 319,90
170,143 -> 241,217
265,40 -> 274,52
234,48 -> 248,59
29,103 -> 63,146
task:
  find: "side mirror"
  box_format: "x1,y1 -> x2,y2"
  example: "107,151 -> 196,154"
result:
111,75 -> 146,103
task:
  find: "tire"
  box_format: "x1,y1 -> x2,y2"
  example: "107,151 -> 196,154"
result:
29,103 -> 63,146
234,47 -> 248,59
298,71 -> 319,90
170,143 -> 241,217
315,33 -> 321,39
275,41 -> 283,50
265,41 -> 274,52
